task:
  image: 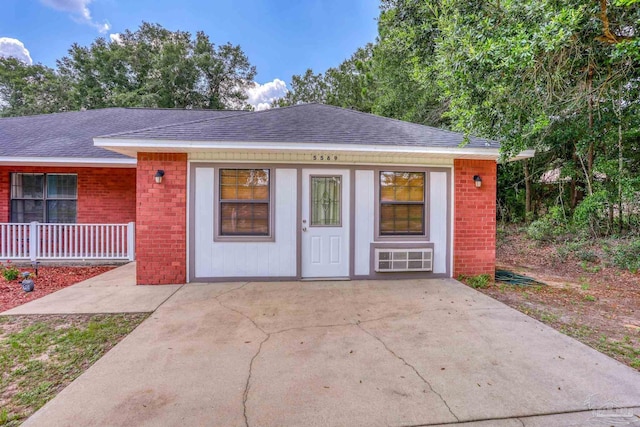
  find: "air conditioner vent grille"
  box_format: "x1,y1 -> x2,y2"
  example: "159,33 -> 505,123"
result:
375,248 -> 433,272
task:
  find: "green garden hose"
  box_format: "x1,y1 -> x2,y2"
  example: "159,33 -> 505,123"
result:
495,270 -> 546,287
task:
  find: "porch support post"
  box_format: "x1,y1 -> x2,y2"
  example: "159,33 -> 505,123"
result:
29,221 -> 38,262
127,222 -> 135,261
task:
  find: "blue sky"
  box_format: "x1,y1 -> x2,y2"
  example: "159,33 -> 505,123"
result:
0,0 -> 379,108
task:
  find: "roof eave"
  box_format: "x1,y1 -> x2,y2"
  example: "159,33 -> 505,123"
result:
94,138 -> 533,161
0,156 -> 137,168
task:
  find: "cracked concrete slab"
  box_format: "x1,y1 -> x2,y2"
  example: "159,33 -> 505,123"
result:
215,278 -> 498,334
357,287 -> 640,421
23,282 -> 265,427
21,278 -> 640,427
246,324 -> 458,426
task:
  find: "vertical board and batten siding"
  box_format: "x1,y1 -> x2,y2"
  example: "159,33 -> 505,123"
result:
429,172 -> 448,274
354,170 -> 374,275
194,167 -> 297,278
353,169 -> 450,276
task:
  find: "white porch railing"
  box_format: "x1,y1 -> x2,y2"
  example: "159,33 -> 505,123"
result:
0,222 -> 135,262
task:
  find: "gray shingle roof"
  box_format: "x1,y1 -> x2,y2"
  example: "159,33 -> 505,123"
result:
101,103 -> 499,149
1,104 -> 500,161
0,108 -> 245,159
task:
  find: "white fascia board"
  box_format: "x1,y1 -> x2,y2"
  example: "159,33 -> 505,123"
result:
507,149 -> 536,161
0,157 -> 137,168
94,137 -> 534,160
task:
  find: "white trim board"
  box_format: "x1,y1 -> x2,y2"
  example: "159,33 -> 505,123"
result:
94,138 -> 535,162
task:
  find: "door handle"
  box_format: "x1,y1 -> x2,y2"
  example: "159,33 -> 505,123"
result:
302,227 -> 307,232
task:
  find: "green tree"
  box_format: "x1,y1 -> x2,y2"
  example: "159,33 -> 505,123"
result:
273,68 -> 328,107
371,0 -> 448,126
325,45 -> 375,112
57,22 -> 256,110
434,0 -> 639,221
0,57 -> 71,117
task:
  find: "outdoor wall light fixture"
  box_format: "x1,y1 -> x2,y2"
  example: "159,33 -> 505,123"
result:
155,170 -> 165,184
473,175 -> 482,188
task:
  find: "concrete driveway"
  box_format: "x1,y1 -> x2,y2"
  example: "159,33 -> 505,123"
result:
23,279 -> 640,427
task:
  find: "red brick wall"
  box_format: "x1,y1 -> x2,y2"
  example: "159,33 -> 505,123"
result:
0,166 -> 135,223
453,159 -> 497,278
136,153 -> 187,285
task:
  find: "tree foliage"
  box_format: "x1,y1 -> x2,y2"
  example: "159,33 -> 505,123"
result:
278,0 -> 640,234
0,58 -> 71,117
273,45 -> 374,113
0,22 -> 256,116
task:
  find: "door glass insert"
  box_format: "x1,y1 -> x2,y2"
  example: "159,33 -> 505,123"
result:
311,176 -> 341,226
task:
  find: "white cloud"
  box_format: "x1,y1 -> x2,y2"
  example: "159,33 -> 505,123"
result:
246,79 -> 288,111
109,33 -> 122,44
0,38 -> 33,65
40,0 -> 111,33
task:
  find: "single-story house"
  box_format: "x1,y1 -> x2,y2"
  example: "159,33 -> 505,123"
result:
0,104 -> 534,285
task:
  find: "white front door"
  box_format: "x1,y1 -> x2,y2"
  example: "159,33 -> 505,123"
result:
301,169 -> 350,278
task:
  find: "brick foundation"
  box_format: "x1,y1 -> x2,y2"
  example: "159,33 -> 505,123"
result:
0,166 -> 135,223
135,153 -> 187,285
453,159 -> 497,278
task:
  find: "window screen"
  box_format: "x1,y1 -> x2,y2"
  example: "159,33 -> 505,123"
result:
10,173 -> 77,223
219,169 -> 270,236
379,171 -> 425,235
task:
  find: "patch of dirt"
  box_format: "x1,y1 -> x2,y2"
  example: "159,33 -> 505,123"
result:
0,266 -> 115,312
479,227 -> 640,369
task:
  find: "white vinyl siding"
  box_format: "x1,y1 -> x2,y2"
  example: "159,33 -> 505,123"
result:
355,170 -> 374,275
429,172 -> 448,274
194,167 -> 296,278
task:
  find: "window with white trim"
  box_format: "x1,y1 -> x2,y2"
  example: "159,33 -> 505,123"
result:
10,173 -> 78,223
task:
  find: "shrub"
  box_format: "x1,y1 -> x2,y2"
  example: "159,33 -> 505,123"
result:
572,191 -> 610,238
577,250 -> 598,263
2,261 -> 20,281
607,239 -> 640,273
555,245 -> 570,263
527,206 -> 569,241
527,219 -> 554,241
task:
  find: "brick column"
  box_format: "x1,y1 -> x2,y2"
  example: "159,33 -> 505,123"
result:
136,153 -> 187,285
453,159 -> 497,278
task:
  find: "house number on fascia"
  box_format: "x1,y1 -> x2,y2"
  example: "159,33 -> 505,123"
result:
312,154 -> 339,161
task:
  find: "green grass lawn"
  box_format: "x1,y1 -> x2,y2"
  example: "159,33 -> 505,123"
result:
0,313 -> 148,426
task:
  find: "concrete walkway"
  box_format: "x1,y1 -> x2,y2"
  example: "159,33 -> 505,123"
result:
16,278 -> 640,427
1,263 -> 181,315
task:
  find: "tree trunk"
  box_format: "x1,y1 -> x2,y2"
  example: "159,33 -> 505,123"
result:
523,158 -> 532,221
586,66 -> 594,197
618,111 -> 624,233
571,146 -> 579,208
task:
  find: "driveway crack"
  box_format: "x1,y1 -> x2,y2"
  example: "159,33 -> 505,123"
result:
214,290 -> 269,427
243,334 -> 271,427
215,281 -> 251,299
214,283 -> 267,335
272,322 -> 354,335
356,323 -> 460,423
